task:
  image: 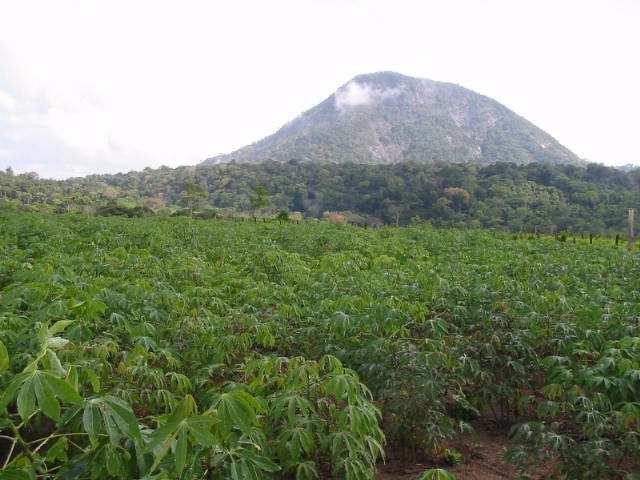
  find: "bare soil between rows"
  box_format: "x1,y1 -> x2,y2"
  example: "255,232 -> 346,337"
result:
377,428 -> 543,480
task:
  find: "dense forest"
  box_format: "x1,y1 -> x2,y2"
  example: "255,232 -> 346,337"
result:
1,161 -> 639,234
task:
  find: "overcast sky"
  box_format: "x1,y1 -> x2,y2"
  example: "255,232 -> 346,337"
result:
1,0 -> 639,179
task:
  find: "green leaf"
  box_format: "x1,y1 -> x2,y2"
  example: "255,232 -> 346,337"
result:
0,468 -> 35,480
66,365 -> 79,392
83,400 -> 101,439
45,436 -> 69,463
243,449 -> 280,473
175,428 -> 187,475
83,367 -> 101,393
148,429 -> 177,473
185,416 -> 217,447
103,408 -> 122,445
296,461 -> 319,480
46,337 -> 70,350
215,391 -> 257,436
104,395 -> 142,443
0,372 -> 30,411
147,403 -> 190,473
233,390 -> 264,414
48,320 -> 74,335
230,462 -> 240,480
44,373 -> 84,405
46,350 -> 66,377
298,428 -> 315,454
324,374 -> 357,402
36,325 -> 48,346
147,409 -> 187,452
33,373 -> 60,421
17,378 -> 36,420
0,339 -> 9,373
106,445 -> 125,477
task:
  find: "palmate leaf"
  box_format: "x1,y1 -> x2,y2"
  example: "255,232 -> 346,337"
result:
184,416 -> 217,446
241,448 -> 280,473
229,452 -> 280,480
323,374 -> 359,403
279,426 -> 315,460
330,431 -> 361,459
82,395 -> 146,473
619,402 -> 640,428
82,395 -> 142,443
147,409 -> 187,468
213,390 -> 260,437
10,370 -> 82,421
147,397 -> 218,474
105,395 -> 143,443
295,461 -> 319,480
364,435 -> 385,462
342,457 -> 371,480
273,392 -> 313,423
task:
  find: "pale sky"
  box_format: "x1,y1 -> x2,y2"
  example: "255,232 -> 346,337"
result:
0,0 -> 638,179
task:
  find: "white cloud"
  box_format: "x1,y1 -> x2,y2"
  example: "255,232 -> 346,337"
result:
0,90 -> 17,112
335,82 -> 374,108
334,81 -> 401,111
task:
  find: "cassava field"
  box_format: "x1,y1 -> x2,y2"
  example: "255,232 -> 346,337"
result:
0,213 -> 639,479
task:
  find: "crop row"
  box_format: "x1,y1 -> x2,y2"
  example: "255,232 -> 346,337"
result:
0,213 -> 638,478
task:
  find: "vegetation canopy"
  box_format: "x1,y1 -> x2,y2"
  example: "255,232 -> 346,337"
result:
2,161 -> 640,234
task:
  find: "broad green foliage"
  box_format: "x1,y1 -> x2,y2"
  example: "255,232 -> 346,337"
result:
0,212 -> 639,478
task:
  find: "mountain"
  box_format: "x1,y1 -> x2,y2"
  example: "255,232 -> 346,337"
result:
202,71 -> 582,167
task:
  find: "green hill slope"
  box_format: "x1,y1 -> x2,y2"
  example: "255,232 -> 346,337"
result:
203,72 -> 582,166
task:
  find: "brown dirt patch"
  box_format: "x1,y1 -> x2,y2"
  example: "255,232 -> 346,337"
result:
377,429 -> 519,480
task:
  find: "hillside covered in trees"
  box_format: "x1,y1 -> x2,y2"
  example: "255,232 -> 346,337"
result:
202,72 -> 582,167
1,161 -> 638,234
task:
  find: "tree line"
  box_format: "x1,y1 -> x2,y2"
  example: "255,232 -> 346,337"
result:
1,161 -> 639,234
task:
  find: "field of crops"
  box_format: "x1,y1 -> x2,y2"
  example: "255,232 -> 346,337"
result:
0,213 -> 639,479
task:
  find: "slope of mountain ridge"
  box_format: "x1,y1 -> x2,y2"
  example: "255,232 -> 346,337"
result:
202,71 -> 581,167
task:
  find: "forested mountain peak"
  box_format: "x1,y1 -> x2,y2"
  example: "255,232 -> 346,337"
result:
202,71 -> 582,167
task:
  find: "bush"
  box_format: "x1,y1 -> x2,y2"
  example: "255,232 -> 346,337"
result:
276,209 -> 289,222
95,203 -> 154,217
